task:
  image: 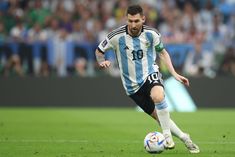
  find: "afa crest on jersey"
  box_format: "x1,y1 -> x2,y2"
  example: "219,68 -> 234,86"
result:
145,42 -> 151,48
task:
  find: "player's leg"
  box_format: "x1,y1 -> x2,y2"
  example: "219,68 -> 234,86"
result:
151,109 -> 184,139
181,133 -> 200,153
130,74 -> 199,153
151,109 -> 200,153
150,85 -> 175,149
130,87 -> 155,117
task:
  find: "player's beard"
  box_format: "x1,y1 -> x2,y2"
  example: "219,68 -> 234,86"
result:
130,27 -> 141,37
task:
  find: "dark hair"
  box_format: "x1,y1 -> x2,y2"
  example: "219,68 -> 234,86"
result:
126,5 -> 143,16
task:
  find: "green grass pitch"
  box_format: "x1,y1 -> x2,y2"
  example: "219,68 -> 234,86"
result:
0,108 -> 234,157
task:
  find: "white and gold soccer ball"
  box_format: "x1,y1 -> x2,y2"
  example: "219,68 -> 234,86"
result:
144,131 -> 166,154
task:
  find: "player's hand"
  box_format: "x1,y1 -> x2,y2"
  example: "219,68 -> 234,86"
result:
174,74 -> 190,87
99,60 -> 111,68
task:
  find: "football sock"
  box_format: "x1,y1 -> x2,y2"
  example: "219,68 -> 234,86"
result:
169,119 -> 185,139
155,99 -> 172,137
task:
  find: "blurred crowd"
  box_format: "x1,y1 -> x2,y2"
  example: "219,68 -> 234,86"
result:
0,0 -> 234,78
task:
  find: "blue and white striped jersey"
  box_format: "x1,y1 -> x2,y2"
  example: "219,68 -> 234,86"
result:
98,25 -> 164,95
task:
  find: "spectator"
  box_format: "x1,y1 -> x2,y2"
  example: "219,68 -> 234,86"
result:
0,21 -> 10,76
183,38 -> 215,77
53,28 -> 71,77
28,22 -> 48,76
45,18 -> 60,40
27,0 -> 51,27
0,0 -> 234,78
9,19 -> 29,76
218,46 -> 235,76
72,20 -> 88,77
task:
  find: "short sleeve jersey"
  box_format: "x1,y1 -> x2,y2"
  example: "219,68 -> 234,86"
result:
98,25 -> 164,95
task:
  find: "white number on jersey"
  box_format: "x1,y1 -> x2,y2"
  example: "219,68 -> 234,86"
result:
148,73 -> 159,84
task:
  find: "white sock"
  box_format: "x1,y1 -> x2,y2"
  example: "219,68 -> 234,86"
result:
155,100 -> 172,137
169,119 -> 186,140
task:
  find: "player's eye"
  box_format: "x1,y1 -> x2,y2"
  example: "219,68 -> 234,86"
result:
128,19 -> 140,23
134,20 -> 140,23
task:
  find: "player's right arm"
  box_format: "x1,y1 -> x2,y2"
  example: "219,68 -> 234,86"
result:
95,49 -> 111,68
95,37 -> 114,69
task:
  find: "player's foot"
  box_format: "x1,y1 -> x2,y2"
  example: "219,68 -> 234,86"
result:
182,134 -> 200,154
164,134 -> 175,149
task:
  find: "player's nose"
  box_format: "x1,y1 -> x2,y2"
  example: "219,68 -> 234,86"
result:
131,22 -> 136,28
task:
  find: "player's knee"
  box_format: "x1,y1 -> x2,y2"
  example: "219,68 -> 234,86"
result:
151,92 -> 164,103
150,86 -> 164,103
152,95 -> 164,104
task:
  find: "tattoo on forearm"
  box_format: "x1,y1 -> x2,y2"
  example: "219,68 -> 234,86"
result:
96,53 -> 105,64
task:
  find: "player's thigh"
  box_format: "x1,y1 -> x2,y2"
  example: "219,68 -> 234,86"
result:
146,72 -> 165,103
129,92 -> 155,115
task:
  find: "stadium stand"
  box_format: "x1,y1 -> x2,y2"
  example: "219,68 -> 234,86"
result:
0,0 -> 234,77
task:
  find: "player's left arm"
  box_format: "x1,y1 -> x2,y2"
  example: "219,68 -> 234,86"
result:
153,30 -> 189,86
159,49 -> 190,86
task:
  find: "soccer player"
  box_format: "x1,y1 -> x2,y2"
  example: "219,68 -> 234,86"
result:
95,4 -> 200,154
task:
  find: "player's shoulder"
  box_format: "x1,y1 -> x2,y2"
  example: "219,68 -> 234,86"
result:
143,25 -> 161,37
107,25 -> 126,40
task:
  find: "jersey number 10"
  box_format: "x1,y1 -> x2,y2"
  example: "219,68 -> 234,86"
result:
132,50 -> 143,60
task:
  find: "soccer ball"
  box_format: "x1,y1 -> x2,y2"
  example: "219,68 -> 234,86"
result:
144,131 -> 165,154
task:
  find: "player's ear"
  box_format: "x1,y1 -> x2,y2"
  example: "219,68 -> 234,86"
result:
142,15 -> 146,23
